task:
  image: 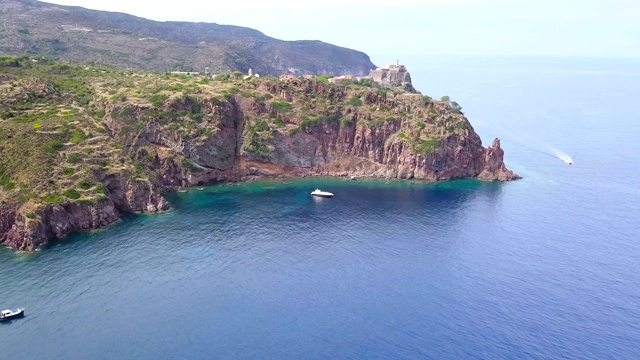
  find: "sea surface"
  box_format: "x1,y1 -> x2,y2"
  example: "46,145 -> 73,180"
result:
2,57 -> 640,359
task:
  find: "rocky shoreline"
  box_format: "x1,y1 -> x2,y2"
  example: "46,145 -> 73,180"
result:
0,65 -> 519,251
1,137 -> 518,252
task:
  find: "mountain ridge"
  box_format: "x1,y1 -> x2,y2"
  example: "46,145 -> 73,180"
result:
0,0 -> 376,75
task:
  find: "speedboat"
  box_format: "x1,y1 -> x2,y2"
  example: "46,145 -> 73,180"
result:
311,189 -> 334,198
0,308 -> 24,322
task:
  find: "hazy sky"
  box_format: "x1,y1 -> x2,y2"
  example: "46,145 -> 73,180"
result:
45,0 -> 639,58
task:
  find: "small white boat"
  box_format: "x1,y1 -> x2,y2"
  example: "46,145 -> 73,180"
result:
311,189 -> 334,198
0,308 -> 24,322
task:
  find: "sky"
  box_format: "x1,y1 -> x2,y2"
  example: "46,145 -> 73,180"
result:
44,0 -> 640,59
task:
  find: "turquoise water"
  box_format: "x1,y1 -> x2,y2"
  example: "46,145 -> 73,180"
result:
2,58 -> 640,359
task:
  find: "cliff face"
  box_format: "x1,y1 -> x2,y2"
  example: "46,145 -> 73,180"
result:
0,61 -> 518,251
96,79 -> 519,190
0,177 -> 168,251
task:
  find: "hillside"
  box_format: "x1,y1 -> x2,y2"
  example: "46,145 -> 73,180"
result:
0,56 -> 518,250
0,0 -> 376,75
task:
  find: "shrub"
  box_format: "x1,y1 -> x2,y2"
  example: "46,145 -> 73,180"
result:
299,117 -> 318,130
210,96 -> 223,107
63,167 -> 75,176
370,119 -> 384,127
271,101 -> 292,112
95,183 -> 106,194
348,96 -> 363,107
274,117 -> 285,126
70,131 -> 87,145
214,73 -> 230,81
42,194 -> 62,203
63,189 -> 81,200
340,117 -> 352,127
451,101 -> 463,113
413,138 -> 440,155
33,123 -> 42,129
3,182 -> 16,191
315,75 -> 332,82
181,158 -> 196,172
149,94 -> 168,107
78,180 -> 92,190
254,120 -> 270,132
46,140 -> 64,155
94,109 -> 106,119
67,153 -> 83,164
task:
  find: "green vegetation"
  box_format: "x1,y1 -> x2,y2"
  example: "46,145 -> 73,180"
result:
0,55 -> 29,68
348,96 -> 363,107
315,75 -> 333,82
78,180 -> 93,190
63,188 -> 81,200
95,183 -> 106,194
412,138 -> 440,155
149,94 -> 168,107
67,153 -> 83,164
42,194 -> 62,203
70,131 -> 87,145
271,101 -> 292,112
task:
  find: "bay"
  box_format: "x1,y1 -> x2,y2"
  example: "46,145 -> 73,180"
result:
2,57 -> 639,359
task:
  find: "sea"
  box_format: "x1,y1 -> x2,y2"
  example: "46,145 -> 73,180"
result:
1,57 -> 639,359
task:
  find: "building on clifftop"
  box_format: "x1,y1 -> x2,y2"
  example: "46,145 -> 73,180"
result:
369,61 -> 417,93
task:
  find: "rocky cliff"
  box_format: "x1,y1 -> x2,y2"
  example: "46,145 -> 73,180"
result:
0,59 -> 519,251
0,177 -> 168,251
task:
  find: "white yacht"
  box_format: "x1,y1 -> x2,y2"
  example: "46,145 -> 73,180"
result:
311,189 -> 334,198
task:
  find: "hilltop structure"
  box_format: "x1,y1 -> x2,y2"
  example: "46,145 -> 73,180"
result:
369,61 -> 416,92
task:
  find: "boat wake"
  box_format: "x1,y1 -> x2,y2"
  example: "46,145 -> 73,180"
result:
490,122 -> 574,165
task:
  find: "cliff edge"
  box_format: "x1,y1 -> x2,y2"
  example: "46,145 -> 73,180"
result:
0,58 -> 518,250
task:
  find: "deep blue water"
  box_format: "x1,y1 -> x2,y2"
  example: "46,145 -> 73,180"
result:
2,58 -> 640,359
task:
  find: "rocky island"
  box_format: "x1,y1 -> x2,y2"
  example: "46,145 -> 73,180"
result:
0,56 -> 518,251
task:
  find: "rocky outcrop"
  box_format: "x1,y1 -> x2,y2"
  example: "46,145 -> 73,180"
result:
0,199 -> 119,251
100,85 -> 519,187
477,138 -> 521,181
95,171 -> 170,213
0,174 -> 168,251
